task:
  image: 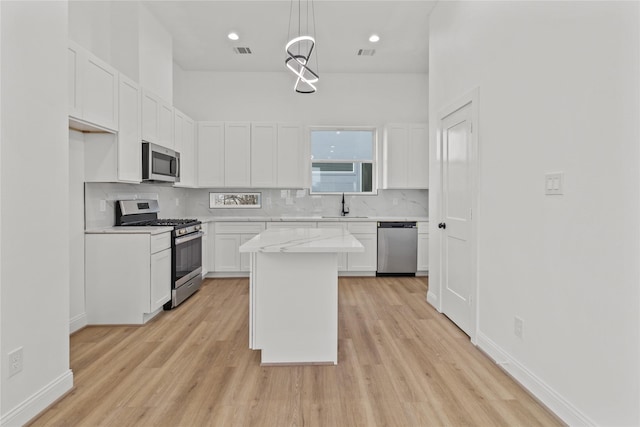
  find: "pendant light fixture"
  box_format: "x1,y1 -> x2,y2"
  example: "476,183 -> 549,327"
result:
285,0 -> 319,94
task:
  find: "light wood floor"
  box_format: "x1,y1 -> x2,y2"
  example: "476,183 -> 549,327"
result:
31,277 -> 562,426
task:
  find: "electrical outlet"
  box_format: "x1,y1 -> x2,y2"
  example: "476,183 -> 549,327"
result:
99,200 -> 106,212
175,198 -> 180,207
8,347 -> 23,377
514,317 -> 524,339
393,198 -> 399,206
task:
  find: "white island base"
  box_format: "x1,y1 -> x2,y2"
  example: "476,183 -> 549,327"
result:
240,228 -> 363,365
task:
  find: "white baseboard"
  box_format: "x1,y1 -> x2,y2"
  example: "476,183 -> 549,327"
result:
426,290 -> 439,310
69,312 -> 87,334
0,369 -> 73,426
476,332 -> 595,426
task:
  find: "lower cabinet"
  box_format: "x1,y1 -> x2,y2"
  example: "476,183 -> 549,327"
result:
213,222 -> 266,273
417,221 -> 429,272
317,222 -> 347,271
346,222 -> 378,272
85,231 -> 172,324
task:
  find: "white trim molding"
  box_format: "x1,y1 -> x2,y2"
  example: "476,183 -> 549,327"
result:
426,290 -> 439,309
477,332 -> 596,426
69,313 -> 87,334
0,369 -> 73,426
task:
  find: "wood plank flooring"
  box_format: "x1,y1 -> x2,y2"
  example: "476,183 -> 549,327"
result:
30,277 -> 563,426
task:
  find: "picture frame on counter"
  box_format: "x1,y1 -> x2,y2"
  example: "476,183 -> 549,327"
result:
209,192 -> 262,209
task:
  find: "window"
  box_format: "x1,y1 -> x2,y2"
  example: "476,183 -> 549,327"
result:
310,128 -> 376,194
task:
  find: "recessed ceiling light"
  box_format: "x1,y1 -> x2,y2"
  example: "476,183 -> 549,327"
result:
369,34 -> 380,43
228,32 -> 239,41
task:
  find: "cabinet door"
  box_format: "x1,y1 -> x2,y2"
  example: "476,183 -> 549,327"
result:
201,229 -> 209,275
174,110 -> 185,157
214,234 -> 242,272
240,234 -> 254,271
347,234 -> 377,271
383,124 -> 409,189
225,122 -> 251,187
181,117 -> 196,187
277,123 -> 304,187
159,102 -> 175,150
83,53 -> 119,131
197,122 -> 225,187
417,233 -> 429,271
407,124 -> 429,189
117,74 -> 141,183
150,248 -> 172,312
251,123 -> 277,187
141,90 -> 160,143
68,43 -> 83,118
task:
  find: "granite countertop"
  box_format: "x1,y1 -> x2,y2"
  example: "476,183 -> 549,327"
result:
85,226 -> 174,235
239,228 -> 365,253
199,216 -> 429,223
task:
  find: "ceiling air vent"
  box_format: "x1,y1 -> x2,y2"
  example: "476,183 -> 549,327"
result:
357,48 -> 376,56
233,47 -> 252,55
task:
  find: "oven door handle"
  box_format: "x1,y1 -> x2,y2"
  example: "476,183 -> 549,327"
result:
175,231 -> 204,245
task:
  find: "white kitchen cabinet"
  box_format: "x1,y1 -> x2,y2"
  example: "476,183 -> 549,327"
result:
197,122 -> 225,187
346,222 -> 378,272
68,41 -> 119,132
382,123 -> 428,189
85,231 -> 172,324
201,223 -> 210,275
84,73 -> 141,183
150,248 -> 172,311
142,89 -> 174,149
225,122 -> 251,187
277,123 -> 305,188
317,222 -> 348,271
266,222 -> 317,230
174,109 -> 196,187
251,123 -> 278,187
213,222 -> 265,272
417,221 -> 429,272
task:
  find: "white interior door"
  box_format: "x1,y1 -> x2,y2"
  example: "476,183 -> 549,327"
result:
440,102 -> 474,337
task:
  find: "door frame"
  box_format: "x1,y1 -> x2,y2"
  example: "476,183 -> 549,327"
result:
433,87 -> 480,344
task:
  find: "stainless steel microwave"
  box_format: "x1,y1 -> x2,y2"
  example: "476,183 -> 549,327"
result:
142,141 -> 180,183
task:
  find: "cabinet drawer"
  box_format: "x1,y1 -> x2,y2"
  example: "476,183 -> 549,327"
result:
150,232 -> 171,254
215,222 -> 265,234
267,221 -> 316,230
317,222 -> 347,231
417,221 -> 429,234
348,222 -> 377,234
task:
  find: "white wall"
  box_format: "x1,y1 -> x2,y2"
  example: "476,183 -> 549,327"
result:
173,67 -> 428,125
0,2 -> 73,425
69,130 -> 86,333
139,5 -> 173,103
428,2 -> 639,425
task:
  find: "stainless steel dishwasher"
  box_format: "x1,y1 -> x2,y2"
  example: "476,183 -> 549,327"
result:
376,222 -> 417,276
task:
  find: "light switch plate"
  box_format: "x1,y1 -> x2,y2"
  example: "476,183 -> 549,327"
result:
545,172 -> 564,195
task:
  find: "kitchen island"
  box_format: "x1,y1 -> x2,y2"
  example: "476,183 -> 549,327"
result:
239,227 -> 363,365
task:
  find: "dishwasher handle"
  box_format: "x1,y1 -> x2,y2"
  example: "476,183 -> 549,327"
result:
377,221 -> 417,228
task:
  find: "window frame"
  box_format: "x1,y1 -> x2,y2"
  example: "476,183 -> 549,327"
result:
308,126 -> 378,195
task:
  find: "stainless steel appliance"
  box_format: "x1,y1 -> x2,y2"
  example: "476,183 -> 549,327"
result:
142,142 -> 180,183
377,222 -> 417,276
116,200 -> 202,309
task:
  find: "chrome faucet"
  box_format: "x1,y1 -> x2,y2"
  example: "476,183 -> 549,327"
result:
341,193 -> 350,216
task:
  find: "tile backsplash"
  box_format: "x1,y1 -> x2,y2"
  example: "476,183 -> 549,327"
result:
85,183 -> 427,229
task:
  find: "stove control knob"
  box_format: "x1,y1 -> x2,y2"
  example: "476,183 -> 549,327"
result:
195,225 -> 201,231
179,229 -> 186,235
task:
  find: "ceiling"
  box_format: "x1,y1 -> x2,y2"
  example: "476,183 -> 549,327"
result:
142,1 -> 437,74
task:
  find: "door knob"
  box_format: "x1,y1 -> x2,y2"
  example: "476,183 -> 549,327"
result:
438,222 -> 446,229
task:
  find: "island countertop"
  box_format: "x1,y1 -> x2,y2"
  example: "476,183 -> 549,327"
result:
239,227 -> 364,253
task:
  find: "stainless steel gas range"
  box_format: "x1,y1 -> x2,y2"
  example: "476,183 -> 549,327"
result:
116,200 -> 203,309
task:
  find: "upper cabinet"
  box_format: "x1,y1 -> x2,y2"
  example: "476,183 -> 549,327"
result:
174,109 -> 196,188
84,74 -> 141,183
142,89 -> 174,149
251,123 -> 278,187
68,41 -> 119,132
382,123 -> 428,189
277,123 -> 306,188
197,122 -> 225,187
224,122 -> 251,187
197,121 -> 304,189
